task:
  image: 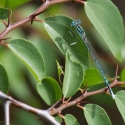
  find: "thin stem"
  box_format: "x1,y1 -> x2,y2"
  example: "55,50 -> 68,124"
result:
4,101 -> 12,125
0,91 -> 60,125
0,80 -> 125,122
114,63 -> 118,82
0,0 -> 73,40
7,9 -> 11,27
47,99 -> 61,111
1,20 -> 8,27
75,0 -> 85,4
49,81 -> 125,115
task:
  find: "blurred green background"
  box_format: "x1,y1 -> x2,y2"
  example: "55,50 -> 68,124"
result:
0,0 -> 125,125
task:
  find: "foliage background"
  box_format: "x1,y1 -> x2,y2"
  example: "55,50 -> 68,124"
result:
0,0 -> 125,125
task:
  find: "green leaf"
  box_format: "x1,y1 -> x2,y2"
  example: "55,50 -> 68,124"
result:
44,15 -> 89,69
5,0 -> 31,9
56,60 -> 64,76
0,64 -> 9,93
120,68 -> 125,81
84,104 -> 112,125
0,0 -> 7,7
115,90 -> 125,123
75,121 -> 80,125
85,0 -> 124,62
0,49 -> 36,102
62,54 -> 83,98
8,39 -> 45,82
82,68 -> 105,87
37,77 -> 62,106
55,116 -> 62,124
0,8 -> 12,20
64,114 -> 79,125
56,60 -> 64,83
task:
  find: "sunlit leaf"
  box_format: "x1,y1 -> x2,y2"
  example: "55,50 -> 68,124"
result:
44,15 -> 89,70
37,77 -> 62,106
84,104 -> 112,125
62,54 -> 83,98
29,36 -> 60,77
8,39 -> 46,82
0,64 -> 9,94
85,0 -> 124,62
115,90 -> 125,123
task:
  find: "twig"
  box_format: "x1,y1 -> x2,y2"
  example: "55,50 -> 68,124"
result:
1,20 -> 8,27
0,80 -> 125,123
7,9 -> 11,27
114,63 -> 118,82
49,81 -> 125,115
0,0 -> 77,40
75,0 -> 85,4
0,91 -> 60,125
4,101 -> 12,125
47,99 -> 61,111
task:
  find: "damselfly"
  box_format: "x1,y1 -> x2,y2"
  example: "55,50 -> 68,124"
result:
71,20 -> 115,99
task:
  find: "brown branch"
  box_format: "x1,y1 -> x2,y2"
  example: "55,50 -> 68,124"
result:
49,80 -> 125,115
75,0 -> 85,4
0,0 -> 123,123
0,91 -> 60,125
0,80 -> 124,123
0,0 -> 80,40
4,101 -> 12,125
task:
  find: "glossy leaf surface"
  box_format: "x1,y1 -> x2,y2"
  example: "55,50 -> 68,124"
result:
44,15 -> 89,69
62,54 -> 83,98
115,90 -> 125,123
8,39 -> 45,82
37,77 -> 62,106
85,0 -> 124,62
84,104 -> 112,125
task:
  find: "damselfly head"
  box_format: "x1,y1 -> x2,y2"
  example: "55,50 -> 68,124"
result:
71,19 -> 81,26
